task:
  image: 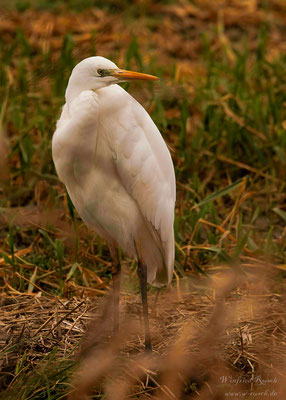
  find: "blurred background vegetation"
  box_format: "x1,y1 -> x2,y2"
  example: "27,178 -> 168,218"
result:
0,0 -> 286,398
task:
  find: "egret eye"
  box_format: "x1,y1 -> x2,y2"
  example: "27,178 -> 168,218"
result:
97,69 -> 104,76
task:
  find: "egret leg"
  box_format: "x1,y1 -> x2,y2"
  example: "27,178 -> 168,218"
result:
112,262 -> 121,334
137,261 -> 152,351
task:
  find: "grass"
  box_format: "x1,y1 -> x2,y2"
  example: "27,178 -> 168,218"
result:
0,0 -> 286,398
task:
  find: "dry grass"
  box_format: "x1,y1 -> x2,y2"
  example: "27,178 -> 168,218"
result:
1,268 -> 286,399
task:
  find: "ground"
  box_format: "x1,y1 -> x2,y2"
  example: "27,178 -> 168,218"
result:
0,0 -> 286,399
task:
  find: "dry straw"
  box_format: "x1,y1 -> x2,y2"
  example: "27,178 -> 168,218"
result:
1,266 -> 286,399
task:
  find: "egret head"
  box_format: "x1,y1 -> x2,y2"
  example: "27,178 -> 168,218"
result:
65,56 -> 159,103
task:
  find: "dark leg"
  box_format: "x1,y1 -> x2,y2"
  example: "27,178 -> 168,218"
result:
137,261 -> 152,351
112,262 -> 121,334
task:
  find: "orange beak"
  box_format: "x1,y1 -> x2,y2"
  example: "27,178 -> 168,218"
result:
111,69 -> 159,81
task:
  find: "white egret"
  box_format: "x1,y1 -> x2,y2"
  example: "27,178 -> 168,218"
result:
52,56 -> 176,350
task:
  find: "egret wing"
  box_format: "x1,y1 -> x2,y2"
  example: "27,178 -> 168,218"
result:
112,96 -> 176,282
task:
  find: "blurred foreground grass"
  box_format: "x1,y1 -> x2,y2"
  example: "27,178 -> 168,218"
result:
0,0 -> 286,398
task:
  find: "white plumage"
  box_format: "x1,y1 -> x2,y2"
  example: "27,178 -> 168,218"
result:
52,56 -> 176,287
